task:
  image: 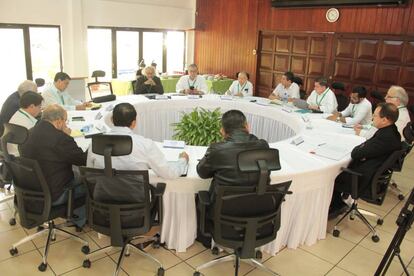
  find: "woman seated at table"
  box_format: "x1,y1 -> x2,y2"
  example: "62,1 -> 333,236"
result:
134,66 -> 164,95
226,71 -> 253,97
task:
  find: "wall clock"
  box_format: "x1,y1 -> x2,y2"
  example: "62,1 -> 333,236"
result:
326,8 -> 340,23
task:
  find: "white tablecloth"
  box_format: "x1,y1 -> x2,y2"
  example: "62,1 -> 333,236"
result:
69,95 -> 364,254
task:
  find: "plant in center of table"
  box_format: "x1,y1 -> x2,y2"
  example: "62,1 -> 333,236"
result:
172,107 -> 222,146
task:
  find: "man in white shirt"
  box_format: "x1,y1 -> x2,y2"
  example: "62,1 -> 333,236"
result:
87,103 -> 189,179
355,85 -> 411,140
8,91 -> 43,156
227,71 -> 253,97
176,64 -> 208,95
307,77 -> 338,114
327,86 -> 372,125
43,72 -> 90,111
269,71 -> 300,101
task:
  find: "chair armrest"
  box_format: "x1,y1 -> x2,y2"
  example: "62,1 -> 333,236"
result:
154,182 -> 166,196
198,191 -> 211,206
341,167 -> 362,199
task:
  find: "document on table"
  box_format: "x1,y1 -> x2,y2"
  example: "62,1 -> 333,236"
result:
163,140 -> 185,149
313,144 -> 352,161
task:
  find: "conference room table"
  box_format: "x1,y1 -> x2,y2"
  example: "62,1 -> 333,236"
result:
69,94 -> 364,254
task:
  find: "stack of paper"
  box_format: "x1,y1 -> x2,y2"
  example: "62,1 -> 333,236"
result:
163,140 -> 185,149
314,144 -> 351,161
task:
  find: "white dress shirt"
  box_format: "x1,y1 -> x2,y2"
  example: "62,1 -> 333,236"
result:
87,126 -> 188,179
272,82 -> 300,100
8,109 -> 37,156
227,80 -> 253,97
176,75 -> 208,94
340,98 -> 372,125
42,83 -> 81,111
306,88 -> 338,114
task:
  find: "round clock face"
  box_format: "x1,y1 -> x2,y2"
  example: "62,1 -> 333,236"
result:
326,8 -> 340,23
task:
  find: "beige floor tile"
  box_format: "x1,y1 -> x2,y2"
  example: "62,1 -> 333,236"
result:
391,173 -> 414,190
0,227 -> 36,261
166,262 -> 195,276
186,249 -> 255,276
246,248 -> 333,276
110,246 -> 182,275
0,209 -> 19,233
171,241 -> 206,261
0,250 -> 55,275
359,228 -> 414,265
44,233 -> 100,275
301,233 -> 355,265
325,267 -> 356,276
24,225 -> 70,249
85,231 -> 121,255
337,245 -> 409,276
0,193 -> 12,211
61,256 -> 128,276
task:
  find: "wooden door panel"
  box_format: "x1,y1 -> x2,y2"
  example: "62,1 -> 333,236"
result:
400,67 -> 414,88
376,65 -> 400,86
404,42 -> 414,64
308,58 -> 325,76
275,35 -> 290,53
260,33 -> 274,52
354,62 -> 376,83
380,40 -> 404,63
333,60 -> 353,80
310,37 -> 327,57
258,71 -> 273,88
335,38 -> 356,58
292,36 -> 308,54
357,39 -> 379,60
274,55 -> 289,71
259,53 -> 273,70
291,56 -> 307,75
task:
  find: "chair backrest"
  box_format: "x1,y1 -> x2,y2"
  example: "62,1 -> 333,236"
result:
80,134 -> 156,246
211,149 -> 291,259
5,156 -> 53,228
1,123 -> 29,160
363,145 -> 407,205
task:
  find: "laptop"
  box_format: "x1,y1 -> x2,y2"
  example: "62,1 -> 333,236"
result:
293,99 -> 323,113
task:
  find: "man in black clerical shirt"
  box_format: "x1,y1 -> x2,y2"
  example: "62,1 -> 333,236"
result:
134,66 -> 164,95
329,103 -> 402,219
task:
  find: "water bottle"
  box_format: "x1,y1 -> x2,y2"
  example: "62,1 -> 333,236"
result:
80,124 -> 93,133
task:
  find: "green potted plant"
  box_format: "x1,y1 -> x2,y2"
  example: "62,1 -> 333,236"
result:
172,107 -> 222,146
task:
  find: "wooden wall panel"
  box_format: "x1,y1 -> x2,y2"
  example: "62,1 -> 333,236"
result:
195,0 -> 414,99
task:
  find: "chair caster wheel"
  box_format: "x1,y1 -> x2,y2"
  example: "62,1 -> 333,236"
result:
51,237 -> 56,242
377,219 -> 384,225
9,218 -> 16,226
75,226 -> 83,232
37,226 -> 44,232
372,235 -> 380,243
333,229 -> 340,237
124,252 -> 130,257
193,272 -> 201,276
255,250 -> 263,259
81,245 -> 90,254
157,267 -> 165,276
212,247 -> 219,255
398,194 -> 405,201
83,259 -> 91,268
38,262 -> 47,271
152,241 -> 160,249
9,248 -> 18,256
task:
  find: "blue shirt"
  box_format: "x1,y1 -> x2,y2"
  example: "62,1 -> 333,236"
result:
42,83 -> 81,111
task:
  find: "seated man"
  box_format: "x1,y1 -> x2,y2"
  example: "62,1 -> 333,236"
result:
306,77 -> 338,114
226,71 -> 253,97
20,104 -> 87,226
0,80 -> 38,136
327,86 -> 372,125
8,91 -> 44,156
43,72 -> 90,111
197,110 -> 269,198
268,71 -> 300,101
134,66 -> 164,95
329,103 -> 402,219
87,103 -> 188,179
355,85 -> 411,140
176,64 -> 208,95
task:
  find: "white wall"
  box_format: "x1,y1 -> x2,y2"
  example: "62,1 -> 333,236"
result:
0,0 -> 195,78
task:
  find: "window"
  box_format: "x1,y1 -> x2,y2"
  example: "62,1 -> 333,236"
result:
87,28 -> 112,80
116,31 -> 139,80
87,27 -> 185,79
0,24 -> 62,104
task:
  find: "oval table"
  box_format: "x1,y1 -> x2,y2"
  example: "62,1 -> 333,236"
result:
69,94 -> 364,254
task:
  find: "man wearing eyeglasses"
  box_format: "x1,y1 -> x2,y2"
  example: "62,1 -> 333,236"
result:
355,85 -> 410,139
176,64 -> 208,95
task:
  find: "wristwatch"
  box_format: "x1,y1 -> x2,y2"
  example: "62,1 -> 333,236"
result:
336,117 -> 341,122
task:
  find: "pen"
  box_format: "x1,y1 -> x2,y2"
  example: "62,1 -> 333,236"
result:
318,143 -> 326,146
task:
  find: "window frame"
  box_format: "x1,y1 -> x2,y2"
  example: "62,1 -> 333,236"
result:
88,26 -> 186,78
0,23 -> 63,80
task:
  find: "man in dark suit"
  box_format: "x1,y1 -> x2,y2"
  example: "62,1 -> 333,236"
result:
197,110 -> 269,199
329,102 -> 402,219
20,104 -> 87,226
134,66 -> 164,95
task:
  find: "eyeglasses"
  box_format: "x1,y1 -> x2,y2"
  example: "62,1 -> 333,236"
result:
385,95 -> 398,99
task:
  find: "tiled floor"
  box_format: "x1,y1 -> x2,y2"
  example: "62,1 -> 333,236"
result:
0,152 -> 413,275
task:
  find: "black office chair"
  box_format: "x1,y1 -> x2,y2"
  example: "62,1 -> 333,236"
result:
194,149 -> 292,276
79,135 -> 166,276
87,70 -> 116,103
370,90 -> 386,113
333,145 -> 407,242
389,122 -> 414,201
2,123 -> 89,272
35,78 -> 45,88
292,76 -> 306,99
331,82 -> 349,112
